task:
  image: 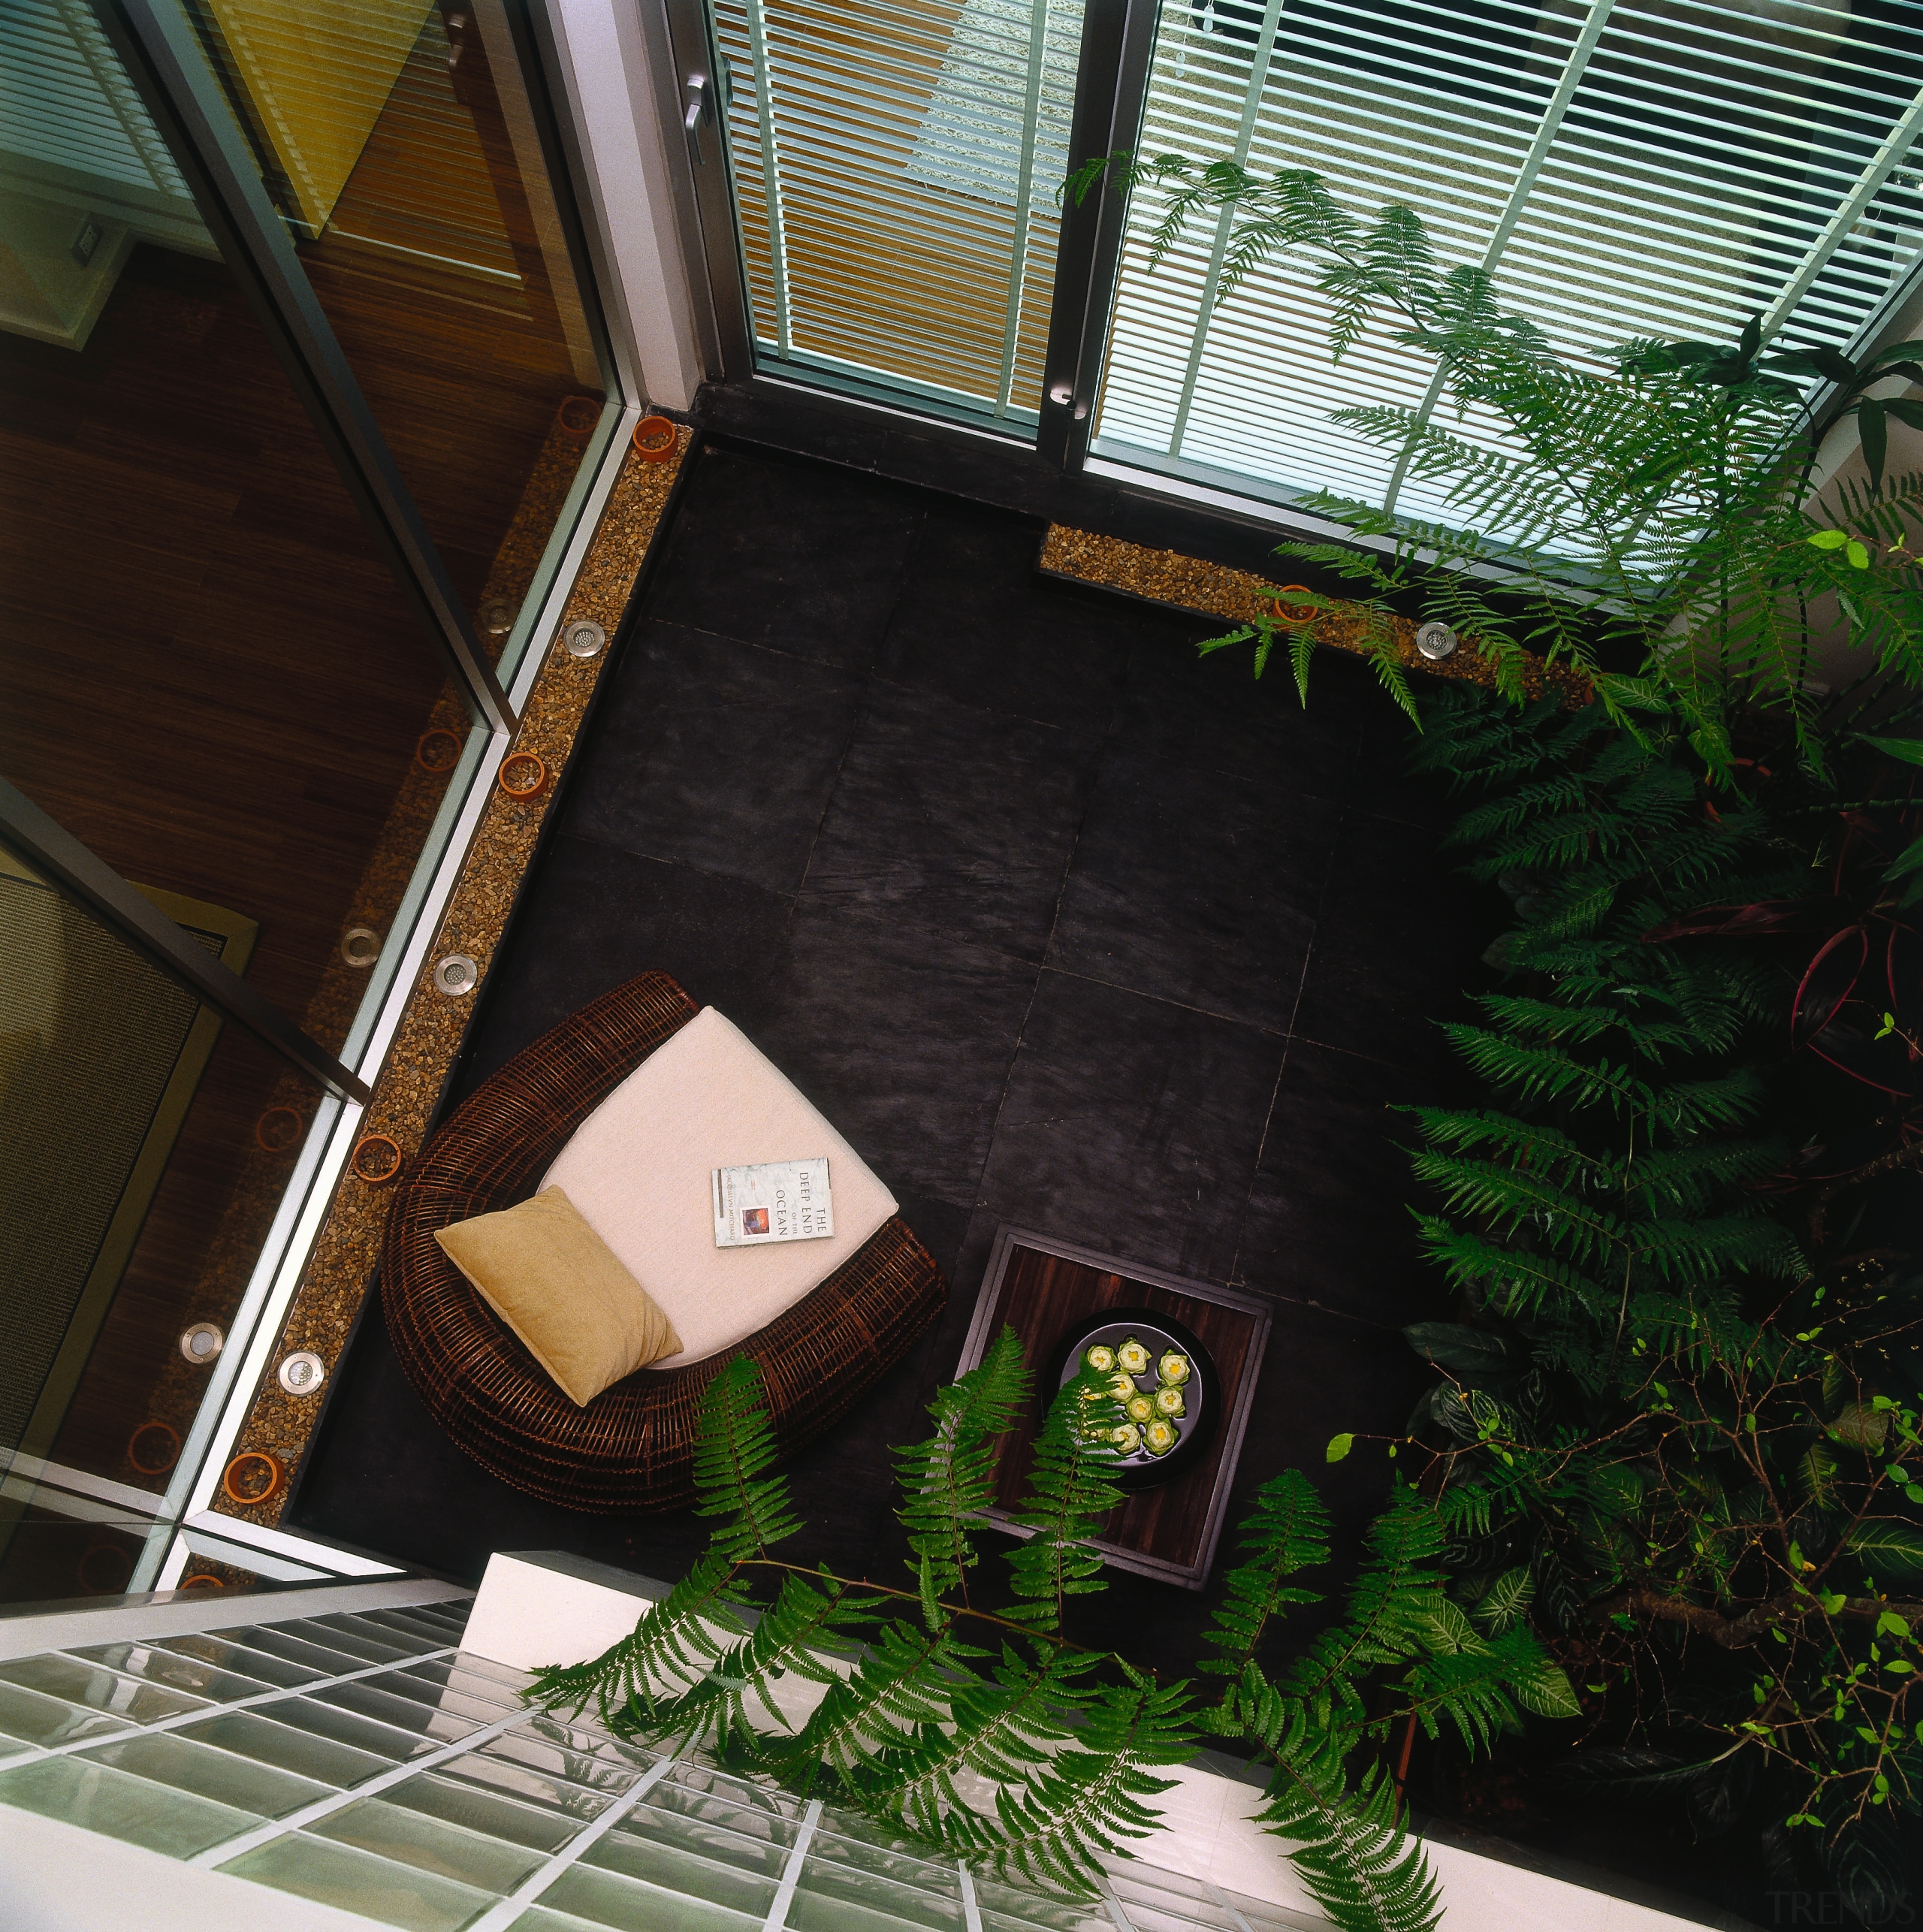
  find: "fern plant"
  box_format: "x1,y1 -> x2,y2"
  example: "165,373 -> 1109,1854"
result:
1367,682 -> 1923,1914
524,1332 -> 1571,1927
1194,1472 -> 1576,1932
1067,152 -> 1923,773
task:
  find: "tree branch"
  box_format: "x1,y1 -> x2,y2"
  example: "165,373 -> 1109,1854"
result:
1593,1586 -> 1923,1647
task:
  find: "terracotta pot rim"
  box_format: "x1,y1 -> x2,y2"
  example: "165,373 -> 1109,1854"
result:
557,395 -> 600,436
498,750 -> 549,800
222,1451 -> 286,1507
416,728 -> 463,774
352,1134 -> 403,1185
632,414 -> 678,461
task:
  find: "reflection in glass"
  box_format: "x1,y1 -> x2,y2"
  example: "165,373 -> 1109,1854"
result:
0,844 -> 326,1512
0,9 -> 485,1532
188,0 -> 612,654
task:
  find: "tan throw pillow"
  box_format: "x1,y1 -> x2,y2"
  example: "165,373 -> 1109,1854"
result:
433,1186 -> 682,1407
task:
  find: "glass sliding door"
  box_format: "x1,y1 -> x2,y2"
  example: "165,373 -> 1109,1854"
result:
0,0 -> 617,1586
706,0 -> 1085,427
180,0 -> 617,669
1090,0 -> 1923,518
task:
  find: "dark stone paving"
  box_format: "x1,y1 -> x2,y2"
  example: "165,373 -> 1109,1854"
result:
294,442 -> 1496,1674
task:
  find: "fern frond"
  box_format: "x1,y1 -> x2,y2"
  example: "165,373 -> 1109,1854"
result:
529,1550 -> 752,1730
1199,1470 -> 1332,1686
895,1326 -> 1030,1600
1004,1374 -> 1126,1630
855,1641 -> 1097,1840
693,1357 -> 802,1559
1281,1488 -> 1447,1722
1260,1718 -> 1443,1932
980,1666 -> 1194,1894
647,1567 -> 884,1747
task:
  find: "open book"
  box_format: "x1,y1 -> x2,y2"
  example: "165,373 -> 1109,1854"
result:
711,1158 -> 835,1248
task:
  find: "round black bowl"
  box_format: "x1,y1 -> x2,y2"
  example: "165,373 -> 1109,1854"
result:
1047,1306 -> 1218,1493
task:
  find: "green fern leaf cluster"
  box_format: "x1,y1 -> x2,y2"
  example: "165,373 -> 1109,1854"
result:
522,1342 -> 1578,1931
1004,1370 -> 1128,1629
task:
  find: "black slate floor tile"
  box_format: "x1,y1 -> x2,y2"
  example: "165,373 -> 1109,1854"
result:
1113,618 -> 1369,798
565,620 -> 859,892
1289,809 -> 1494,1071
801,681 -> 1100,961
645,445 -> 922,667
873,504 -> 1135,732
1233,1037 -> 1457,1328
751,904 -> 1039,1207
976,969 -> 1285,1285
451,837 -> 797,1103
295,440 -> 1504,1678
1046,748 -> 1339,1032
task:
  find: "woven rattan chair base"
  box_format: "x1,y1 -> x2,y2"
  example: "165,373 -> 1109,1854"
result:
381,971 -> 946,1513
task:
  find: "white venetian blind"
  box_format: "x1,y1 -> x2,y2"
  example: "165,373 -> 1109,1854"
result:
709,0 -> 1085,419
0,0 -> 194,198
1094,0 -> 1923,525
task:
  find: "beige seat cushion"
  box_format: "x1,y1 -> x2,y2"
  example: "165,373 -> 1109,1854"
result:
433,1186 -> 682,1406
541,1007 -> 898,1366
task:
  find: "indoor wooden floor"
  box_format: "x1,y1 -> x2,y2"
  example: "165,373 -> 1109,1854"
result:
0,19 -> 596,1511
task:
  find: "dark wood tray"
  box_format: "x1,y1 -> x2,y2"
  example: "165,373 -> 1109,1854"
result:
952,1226 -> 1271,1590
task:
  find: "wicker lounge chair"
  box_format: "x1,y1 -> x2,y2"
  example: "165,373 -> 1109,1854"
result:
380,971 -> 946,1512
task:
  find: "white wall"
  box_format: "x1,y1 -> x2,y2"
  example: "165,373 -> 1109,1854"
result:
548,0 -> 708,410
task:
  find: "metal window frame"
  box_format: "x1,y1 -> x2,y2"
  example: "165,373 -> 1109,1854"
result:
1037,0 -> 1162,469
0,777 -> 370,1105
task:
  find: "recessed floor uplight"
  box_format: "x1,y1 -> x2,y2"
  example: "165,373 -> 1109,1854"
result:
435,953 -> 478,996
278,1351 -> 326,1396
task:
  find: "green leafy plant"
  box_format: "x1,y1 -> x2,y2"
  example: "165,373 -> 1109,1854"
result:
1067,152 -> 1923,773
1194,1471 -> 1576,1932
524,1333 -> 1570,1927
1369,684 -> 1923,1912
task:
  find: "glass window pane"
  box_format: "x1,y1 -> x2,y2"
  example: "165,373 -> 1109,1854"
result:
384,1766 -> 584,1853
184,0 -> 612,657
440,1739 -> 623,1822
543,1859 -> 768,1932
311,1794 -> 545,1892
585,1820 -> 780,1920
219,1828 -> 498,1932
162,1632 -> 331,1690
176,1707 -> 394,1788
0,1752 -> 258,1858
0,850 -> 330,1514
312,1611 -> 459,1658
0,0 -> 482,1516
77,1728 -> 334,1815
0,1677 -> 135,1750
282,1617 -> 425,1665
0,1653 -> 209,1723
69,1638 -> 282,1704
312,1678 -> 482,1745
218,1623 -> 379,1676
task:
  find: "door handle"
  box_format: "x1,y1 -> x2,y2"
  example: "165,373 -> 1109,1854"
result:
684,73 -> 709,162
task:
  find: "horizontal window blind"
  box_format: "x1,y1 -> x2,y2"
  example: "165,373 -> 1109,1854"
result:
710,0 -> 1084,421
0,0 -> 192,199
1094,0 -> 1923,530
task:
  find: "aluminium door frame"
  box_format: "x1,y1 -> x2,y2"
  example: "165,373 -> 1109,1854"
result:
653,0 -> 1161,465
657,0 -> 757,379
